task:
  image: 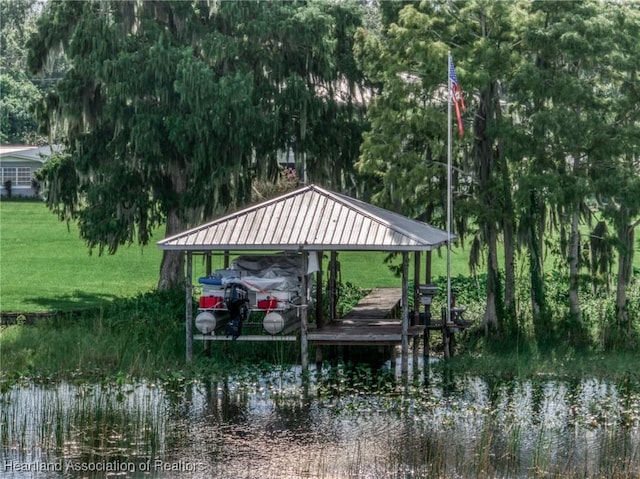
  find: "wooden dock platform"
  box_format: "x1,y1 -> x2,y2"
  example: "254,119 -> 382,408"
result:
307,287 -> 424,345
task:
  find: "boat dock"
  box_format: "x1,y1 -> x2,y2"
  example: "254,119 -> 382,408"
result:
308,288 -> 424,345
162,185 -> 463,375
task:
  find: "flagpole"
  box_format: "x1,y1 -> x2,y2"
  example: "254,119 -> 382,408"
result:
446,52 -> 452,326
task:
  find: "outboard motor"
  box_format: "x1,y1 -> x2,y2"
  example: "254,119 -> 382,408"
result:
224,283 -> 249,340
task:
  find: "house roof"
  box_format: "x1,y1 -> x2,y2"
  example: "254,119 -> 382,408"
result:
0,145 -> 60,163
158,184 -> 453,252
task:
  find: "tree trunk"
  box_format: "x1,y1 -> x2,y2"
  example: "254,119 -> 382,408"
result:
615,220 -> 635,329
483,223 -> 499,332
157,208 -> 185,291
568,206 -> 582,322
492,76 -> 516,325
158,159 -> 187,291
503,217 -> 516,318
474,81 -> 501,333
529,190 -> 549,340
497,129 -> 517,329
495,108 -> 516,324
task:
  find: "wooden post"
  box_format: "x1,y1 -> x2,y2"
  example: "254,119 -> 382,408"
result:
329,251 -> 338,321
223,250 -> 230,268
450,330 -> 456,358
390,346 -> 397,372
315,250 -> 324,371
413,251 -> 420,375
186,251 -> 193,363
205,252 -> 212,276
413,251 -> 421,325
401,252 -> 409,377
204,252 -> 212,357
424,250 -> 433,362
424,326 -> 430,362
315,250 -> 324,328
301,251 -> 309,373
442,309 -> 450,360
315,347 -> 323,370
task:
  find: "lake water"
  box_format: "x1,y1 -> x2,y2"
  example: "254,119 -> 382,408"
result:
1,362 -> 639,478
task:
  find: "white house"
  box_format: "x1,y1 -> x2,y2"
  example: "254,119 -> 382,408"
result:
0,145 -> 58,197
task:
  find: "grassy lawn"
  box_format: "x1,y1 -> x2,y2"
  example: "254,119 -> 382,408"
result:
0,201 -> 162,312
1,201 -> 471,313
338,249 -> 464,287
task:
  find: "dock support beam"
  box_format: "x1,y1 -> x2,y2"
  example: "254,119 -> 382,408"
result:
301,251 -> 309,373
204,252 -> 212,357
316,250 -> 324,328
413,251 -> 421,376
401,252 -> 409,377
413,252 -> 421,325
328,252 -> 338,321
424,251 -> 433,362
186,251 -> 193,363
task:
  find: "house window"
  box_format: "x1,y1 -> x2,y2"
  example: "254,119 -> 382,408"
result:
17,167 -> 31,186
1,168 -> 15,184
2,167 -> 33,186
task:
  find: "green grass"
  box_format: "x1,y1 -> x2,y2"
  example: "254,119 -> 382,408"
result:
0,201 -> 163,312
338,249 -> 465,287
0,289 -> 308,380
0,201 -> 471,313
1,289 -> 184,379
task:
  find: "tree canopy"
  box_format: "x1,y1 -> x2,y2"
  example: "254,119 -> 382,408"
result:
354,0 -> 640,343
24,0 -> 639,345
28,0 -> 368,288
1,0 -> 43,143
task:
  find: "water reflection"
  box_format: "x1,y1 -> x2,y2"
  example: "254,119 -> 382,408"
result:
1,367 -> 639,478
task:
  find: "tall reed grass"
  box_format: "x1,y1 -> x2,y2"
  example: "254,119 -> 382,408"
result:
1,365 -> 639,478
0,381 -> 165,463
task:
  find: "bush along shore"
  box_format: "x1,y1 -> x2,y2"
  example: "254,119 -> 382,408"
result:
1,275 -> 639,385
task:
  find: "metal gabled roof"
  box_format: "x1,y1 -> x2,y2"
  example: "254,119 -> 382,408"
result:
157,184 -> 453,252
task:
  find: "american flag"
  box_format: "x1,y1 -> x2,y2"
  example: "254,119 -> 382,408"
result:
449,55 -> 465,137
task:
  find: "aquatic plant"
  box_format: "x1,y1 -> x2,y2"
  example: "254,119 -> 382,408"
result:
1,371 -> 639,478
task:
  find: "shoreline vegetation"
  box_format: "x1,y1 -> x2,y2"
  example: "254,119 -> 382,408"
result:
1,201 -> 639,383
1,285 -> 639,385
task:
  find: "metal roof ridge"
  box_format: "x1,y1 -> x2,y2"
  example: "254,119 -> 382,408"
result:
158,184 -> 318,245
314,186 -> 451,246
157,183 -> 453,249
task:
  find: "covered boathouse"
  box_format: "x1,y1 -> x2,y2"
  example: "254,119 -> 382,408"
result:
157,184 -> 455,375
